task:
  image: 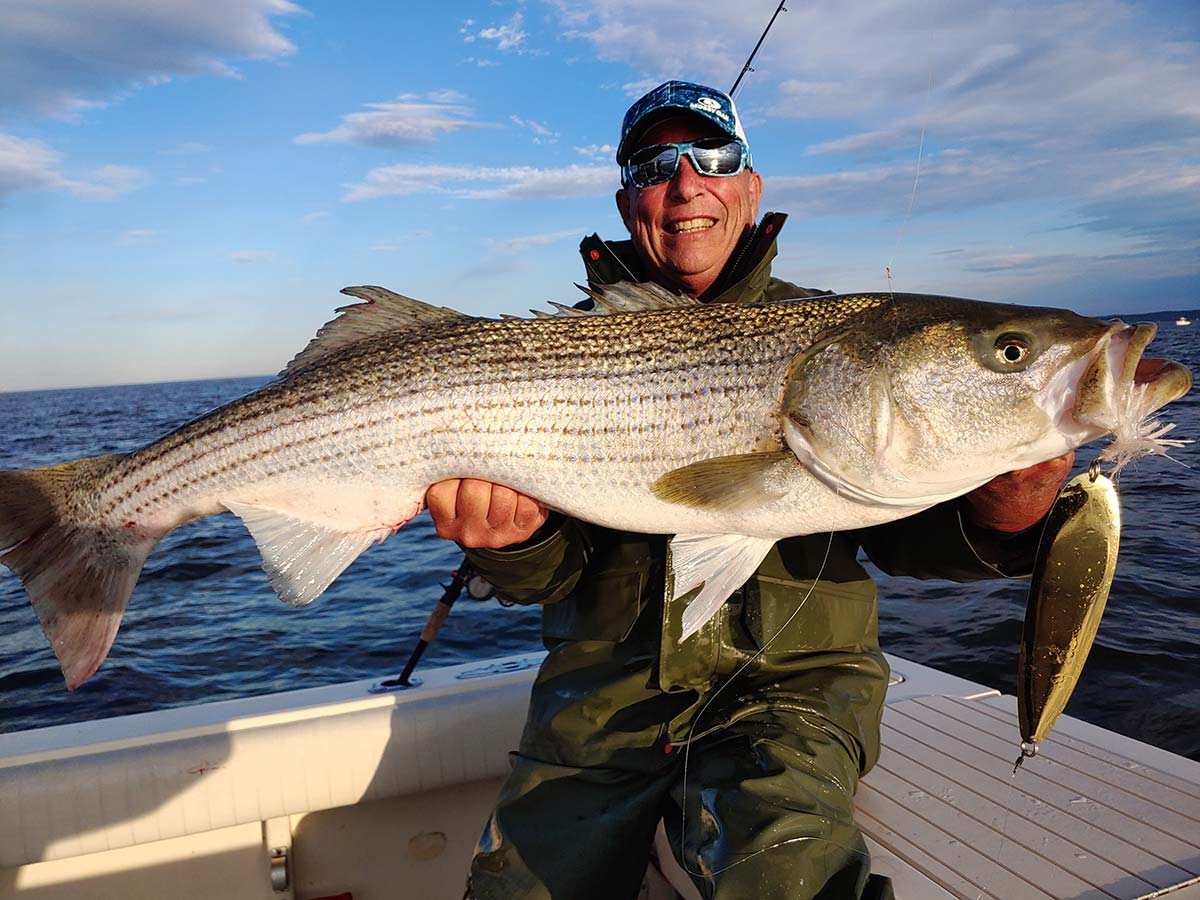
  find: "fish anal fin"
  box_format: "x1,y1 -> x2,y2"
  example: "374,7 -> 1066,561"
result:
281,285 -> 468,377
669,534 -> 776,640
652,451 -> 797,511
223,493 -> 419,606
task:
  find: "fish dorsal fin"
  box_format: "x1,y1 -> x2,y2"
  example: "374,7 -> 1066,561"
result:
529,281 -> 700,318
280,285 -> 468,376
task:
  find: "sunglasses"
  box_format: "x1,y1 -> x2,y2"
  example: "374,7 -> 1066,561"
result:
622,137 -> 750,189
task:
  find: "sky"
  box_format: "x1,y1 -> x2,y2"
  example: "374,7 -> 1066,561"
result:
0,0 -> 1196,392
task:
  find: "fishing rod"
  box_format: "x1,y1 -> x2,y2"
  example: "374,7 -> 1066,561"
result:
730,0 -> 788,96
383,558 -> 493,688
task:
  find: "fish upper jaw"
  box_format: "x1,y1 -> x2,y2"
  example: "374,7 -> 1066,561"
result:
1060,321 -> 1191,439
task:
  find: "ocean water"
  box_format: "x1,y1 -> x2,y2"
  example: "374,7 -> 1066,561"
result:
0,315 -> 1197,763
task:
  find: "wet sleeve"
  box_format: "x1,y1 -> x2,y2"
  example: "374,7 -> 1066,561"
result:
860,499 -> 1044,582
462,514 -> 594,606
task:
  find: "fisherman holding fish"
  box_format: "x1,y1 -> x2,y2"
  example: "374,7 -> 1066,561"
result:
1,73 -> 1189,899
427,82 -> 1074,899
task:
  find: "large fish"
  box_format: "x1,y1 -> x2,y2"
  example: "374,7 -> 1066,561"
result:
0,284 -> 1190,689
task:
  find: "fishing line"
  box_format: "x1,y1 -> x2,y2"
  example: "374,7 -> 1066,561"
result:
884,67 -> 934,297
673,524 -> 871,881
971,768 -> 1023,900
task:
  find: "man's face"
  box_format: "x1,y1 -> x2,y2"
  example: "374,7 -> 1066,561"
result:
616,116 -> 763,299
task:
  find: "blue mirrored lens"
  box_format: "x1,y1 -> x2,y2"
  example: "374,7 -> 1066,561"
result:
624,138 -> 746,188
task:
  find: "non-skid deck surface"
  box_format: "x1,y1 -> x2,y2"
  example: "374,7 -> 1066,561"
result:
857,696 -> 1200,899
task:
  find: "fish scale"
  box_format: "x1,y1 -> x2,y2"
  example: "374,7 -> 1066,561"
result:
0,284 -> 1189,688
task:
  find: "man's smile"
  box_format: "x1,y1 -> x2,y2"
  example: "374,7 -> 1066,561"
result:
664,217 -> 717,235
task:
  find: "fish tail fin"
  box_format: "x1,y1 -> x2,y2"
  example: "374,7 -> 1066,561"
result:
0,455 -> 157,690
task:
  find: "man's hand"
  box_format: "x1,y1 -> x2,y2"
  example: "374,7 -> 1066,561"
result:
426,478 -> 549,549
962,451 -> 1075,533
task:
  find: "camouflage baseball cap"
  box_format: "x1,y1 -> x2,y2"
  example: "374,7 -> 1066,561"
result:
616,80 -> 752,166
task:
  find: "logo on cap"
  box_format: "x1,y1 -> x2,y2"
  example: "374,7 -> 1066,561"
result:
690,96 -> 728,121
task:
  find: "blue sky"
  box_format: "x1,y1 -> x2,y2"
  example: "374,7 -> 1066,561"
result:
0,0 -> 1196,391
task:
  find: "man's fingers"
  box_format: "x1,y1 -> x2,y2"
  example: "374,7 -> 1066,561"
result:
485,484 -> 520,529
513,494 -> 548,532
455,478 -> 497,525
425,479 -> 462,530
424,478 -> 548,548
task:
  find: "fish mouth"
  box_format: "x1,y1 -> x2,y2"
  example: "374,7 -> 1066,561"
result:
1073,322 -> 1192,433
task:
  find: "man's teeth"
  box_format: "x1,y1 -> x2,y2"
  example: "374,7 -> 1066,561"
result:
667,218 -> 715,234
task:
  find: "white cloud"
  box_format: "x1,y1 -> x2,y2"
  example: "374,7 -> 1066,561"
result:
510,115 -> 559,144
575,143 -> 616,162
302,210 -> 331,223
549,0 -> 1200,268
295,93 -> 495,146
342,162 -> 613,203
0,0 -> 303,118
230,250 -> 273,264
620,78 -> 661,99
0,133 -> 63,195
554,0 -> 1199,127
371,230 -> 434,253
464,12 -> 530,54
0,133 -> 146,199
116,229 -> 156,246
160,142 -> 212,156
490,229 -> 583,253
69,164 -> 148,200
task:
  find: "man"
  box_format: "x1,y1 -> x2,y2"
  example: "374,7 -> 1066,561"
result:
428,81 -> 1071,899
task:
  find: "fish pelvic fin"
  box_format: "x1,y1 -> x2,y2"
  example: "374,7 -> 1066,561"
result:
669,533 -> 776,640
0,455 -> 158,690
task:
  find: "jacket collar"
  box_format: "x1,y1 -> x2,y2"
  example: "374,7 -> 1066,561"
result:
578,211 -> 788,303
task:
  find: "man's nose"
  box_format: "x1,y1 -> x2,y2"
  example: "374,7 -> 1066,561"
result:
668,154 -> 706,200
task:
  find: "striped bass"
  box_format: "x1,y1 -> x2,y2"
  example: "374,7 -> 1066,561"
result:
0,283 -> 1191,688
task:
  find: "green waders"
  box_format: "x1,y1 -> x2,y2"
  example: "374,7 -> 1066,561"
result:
467,529 -> 891,900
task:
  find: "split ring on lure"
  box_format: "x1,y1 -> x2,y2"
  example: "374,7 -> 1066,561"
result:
1014,464 -> 1120,774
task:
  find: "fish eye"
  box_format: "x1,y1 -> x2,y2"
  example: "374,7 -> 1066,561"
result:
994,334 -> 1031,365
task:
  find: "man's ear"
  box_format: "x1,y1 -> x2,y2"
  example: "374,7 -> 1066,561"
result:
748,170 -> 763,219
615,186 -> 634,233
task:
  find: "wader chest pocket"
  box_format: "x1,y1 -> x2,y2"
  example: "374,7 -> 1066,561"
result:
741,576 -> 877,653
542,568 -> 647,642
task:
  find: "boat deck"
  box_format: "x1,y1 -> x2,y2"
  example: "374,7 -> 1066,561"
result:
861,662 -> 1200,899
1,652 -> 1198,899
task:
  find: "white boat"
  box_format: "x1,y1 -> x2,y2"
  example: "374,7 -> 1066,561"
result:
2,651 -> 1198,900
1177,316 -> 1192,326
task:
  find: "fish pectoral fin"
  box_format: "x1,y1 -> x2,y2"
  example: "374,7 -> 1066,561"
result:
652,451 -> 797,511
668,533 -> 777,641
223,500 -> 384,607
